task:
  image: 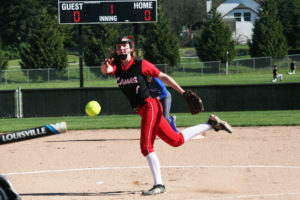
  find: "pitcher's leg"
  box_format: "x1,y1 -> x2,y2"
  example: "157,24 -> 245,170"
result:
139,99 -> 166,196
145,152 -> 162,185
157,114 -> 233,145
181,123 -> 211,142
139,101 -> 159,156
157,116 -> 185,147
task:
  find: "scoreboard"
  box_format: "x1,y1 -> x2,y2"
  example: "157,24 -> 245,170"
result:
58,0 -> 157,24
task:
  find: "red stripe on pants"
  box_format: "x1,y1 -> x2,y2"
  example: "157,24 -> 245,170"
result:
138,97 -> 184,156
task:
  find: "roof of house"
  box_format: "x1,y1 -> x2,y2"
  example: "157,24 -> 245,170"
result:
235,3 -> 250,9
221,3 -> 259,17
213,0 -> 260,17
213,0 -> 260,8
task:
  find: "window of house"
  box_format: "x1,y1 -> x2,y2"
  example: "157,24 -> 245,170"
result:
234,13 -> 241,22
244,12 -> 251,21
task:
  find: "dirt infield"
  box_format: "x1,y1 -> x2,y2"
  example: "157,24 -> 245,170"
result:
1,126 -> 300,200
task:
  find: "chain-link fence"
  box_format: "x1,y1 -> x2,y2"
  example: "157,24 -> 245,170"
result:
156,54 -> 299,76
1,54 -> 299,84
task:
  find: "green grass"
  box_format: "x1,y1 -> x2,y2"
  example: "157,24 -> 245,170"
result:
173,71 -> 300,85
7,54 -> 80,68
234,55 -> 251,59
179,47 -> 195,55
7,59 -> 20,67
235,45 -> 249,49
180,57 -> 200,63
1,110 -> 299,133
1,70 -> 299,90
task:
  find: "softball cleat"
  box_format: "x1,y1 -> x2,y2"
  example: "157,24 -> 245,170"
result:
208,114 -> 232,134
142,184 -> 165,195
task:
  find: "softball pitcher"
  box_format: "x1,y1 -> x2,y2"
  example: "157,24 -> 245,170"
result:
101,36 -> 232,195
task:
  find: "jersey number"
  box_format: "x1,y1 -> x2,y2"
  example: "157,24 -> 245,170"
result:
136,85 -> 140,94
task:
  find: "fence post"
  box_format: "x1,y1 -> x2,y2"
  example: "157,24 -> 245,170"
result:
225,51 -> 228,75
48,68 -> 50,82
270,56 -> 273,70
27,69 -> 29,83
15,87 -> 23,118
5,70 -> 7,84
15,88 -> 19,118
226,62 -> 228,75
164,63 -> 167,74
19,87 -> 23,118
68,68 -> 70,81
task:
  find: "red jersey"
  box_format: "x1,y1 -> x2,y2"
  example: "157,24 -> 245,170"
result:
110,57 -> 161,77
110,58 -> 161,108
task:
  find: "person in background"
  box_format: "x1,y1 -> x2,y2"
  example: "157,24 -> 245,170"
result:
147,76 -> 178,132
288,59 -> 296,74
272,65 -> 283,82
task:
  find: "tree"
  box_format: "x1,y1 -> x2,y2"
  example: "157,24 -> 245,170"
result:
162,0 -> 206,43
20,10 -> 68,80
142,6 -> 180,66
0,0 -> 38,53
83,24 -> 119,67
249,0 -> 288,58
0,42 -> 8,80
276,0 -> 300,50
0,45 -> 8,70
39,0 -> 58,16
194,9 -> 235,63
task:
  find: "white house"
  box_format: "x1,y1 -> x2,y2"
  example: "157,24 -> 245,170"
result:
207,0 -> 260,44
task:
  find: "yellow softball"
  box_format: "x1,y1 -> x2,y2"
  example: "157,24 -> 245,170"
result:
85,101 -> 101,117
